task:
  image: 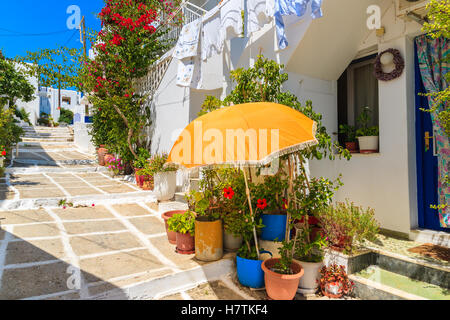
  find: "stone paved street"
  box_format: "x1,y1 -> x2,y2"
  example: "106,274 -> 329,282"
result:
0,127 -> 241,300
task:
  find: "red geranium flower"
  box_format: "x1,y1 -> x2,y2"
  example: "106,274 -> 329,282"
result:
1,150 -> 6,156
257,199 -> 267,210
223,187 -> 234,200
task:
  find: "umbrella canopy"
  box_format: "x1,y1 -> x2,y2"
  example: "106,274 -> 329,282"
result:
167,102 -> 318,168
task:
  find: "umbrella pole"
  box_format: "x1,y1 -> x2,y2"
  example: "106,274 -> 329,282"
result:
242,167 -> 260,260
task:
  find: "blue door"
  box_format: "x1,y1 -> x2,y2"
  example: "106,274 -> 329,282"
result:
415,42 -> 448,232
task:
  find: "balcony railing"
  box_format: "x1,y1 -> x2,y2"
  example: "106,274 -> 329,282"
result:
135,2 -> 206,100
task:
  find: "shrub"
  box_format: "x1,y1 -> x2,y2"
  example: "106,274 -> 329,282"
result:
58,108 -> 74,124
37,117 -> 49,126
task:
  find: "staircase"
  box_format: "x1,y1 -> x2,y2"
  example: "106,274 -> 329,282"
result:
20,125 -> 74,143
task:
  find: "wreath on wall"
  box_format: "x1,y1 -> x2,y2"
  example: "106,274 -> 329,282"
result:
374,48 -> 405,81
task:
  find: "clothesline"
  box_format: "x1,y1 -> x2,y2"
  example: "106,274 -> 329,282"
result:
173,0 -> 323,89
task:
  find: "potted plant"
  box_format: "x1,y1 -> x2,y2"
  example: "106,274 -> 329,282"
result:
136,159 -> 154,191
317,201 -> 379,254
318,264 -> 354,298
162,210 -> 186,244
356,107 -> 379,154
252,166 -> 289,241
186,168 -> 225,262
261,241 -> 304,300
150,153 -> 178,201
133,148 -> 151,188
293,220 -> 327,295
339,124 -> 358,153
167,210 -> 196,254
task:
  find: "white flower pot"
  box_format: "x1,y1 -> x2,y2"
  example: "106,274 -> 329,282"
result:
357,136 -> 379,153
297,260 -> 324,295
154,171 -> 177,201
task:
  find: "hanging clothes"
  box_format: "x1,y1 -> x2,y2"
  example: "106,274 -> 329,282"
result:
247,0 -> 273,36
274,0 -> 323,50
201,5 -> 224,61
173,18 -> 202,60
176,54 -> 203,89
174,17 -> 203,88
220,0 -> 244,41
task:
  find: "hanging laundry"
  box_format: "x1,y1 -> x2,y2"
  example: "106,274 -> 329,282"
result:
274,0 -> 323,50
247,0 -> 272,36
173,18 -> 202,60
220,0 -> 244,41
176,51 -> 203,89
202,5 -> 224,61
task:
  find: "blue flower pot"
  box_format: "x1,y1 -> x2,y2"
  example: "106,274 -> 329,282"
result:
236,251 -> 272,288
261,214 -> 287,241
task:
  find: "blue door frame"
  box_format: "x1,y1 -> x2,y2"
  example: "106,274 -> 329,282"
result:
415,40 -> 448,232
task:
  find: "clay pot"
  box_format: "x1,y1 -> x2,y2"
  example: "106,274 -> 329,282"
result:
162,210 -> 185,245
195,217 -> 223,261
261,258 -> 304,300
97,145 -> 108,166
345,141 -> 359,153
176,232 -> 195,254
134,168 -> 144,188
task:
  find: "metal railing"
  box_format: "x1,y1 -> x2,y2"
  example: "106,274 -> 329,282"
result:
136,2 -> 206,99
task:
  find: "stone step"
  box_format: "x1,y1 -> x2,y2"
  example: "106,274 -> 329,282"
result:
174,192 -> 187,204
22,137 -> 74,143
350,265 -> 450,300
0,189 -> 158,211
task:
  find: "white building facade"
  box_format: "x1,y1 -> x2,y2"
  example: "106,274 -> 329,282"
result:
137,0 -> 447,240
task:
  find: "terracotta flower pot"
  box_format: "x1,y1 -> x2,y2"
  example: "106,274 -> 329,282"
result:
161,210 -> 185,245
345,141 -> 359,153
176,232 -> 195,254
261,258 -> 304,300
134,168 -> 144,188
195,217 -> 223,261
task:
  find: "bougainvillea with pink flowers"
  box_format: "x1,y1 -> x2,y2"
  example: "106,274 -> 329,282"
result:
80,0 -> 182,162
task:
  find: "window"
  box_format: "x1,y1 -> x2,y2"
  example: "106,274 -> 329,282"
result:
337,54 -> 379,146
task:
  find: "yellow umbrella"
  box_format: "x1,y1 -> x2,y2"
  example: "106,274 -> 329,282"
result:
168,102 -> 318,168
167,102 -> 318,258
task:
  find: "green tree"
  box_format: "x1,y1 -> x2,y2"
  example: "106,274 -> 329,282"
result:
0,57 -> 35,109
79,0 -> 182,161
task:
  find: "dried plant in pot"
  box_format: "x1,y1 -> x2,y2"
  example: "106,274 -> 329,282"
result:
317,201 -> 380,255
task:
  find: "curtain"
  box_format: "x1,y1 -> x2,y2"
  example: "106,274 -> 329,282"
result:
416,35 -> 450,228
353,62 -> 379,127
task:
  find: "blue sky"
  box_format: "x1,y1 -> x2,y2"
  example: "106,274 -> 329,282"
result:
0,0 -> 104,59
